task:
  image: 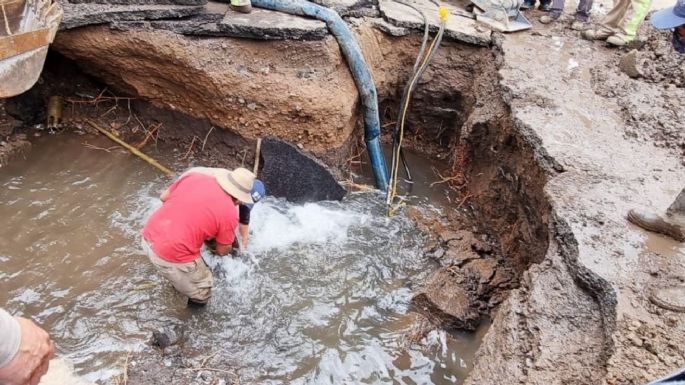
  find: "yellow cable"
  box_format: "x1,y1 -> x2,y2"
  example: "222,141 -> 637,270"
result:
388,21 -> 445,212
438,5 -> 449,22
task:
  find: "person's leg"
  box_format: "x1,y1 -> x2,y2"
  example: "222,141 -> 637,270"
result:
547,0 -> 564,18
582,0 -> 628,39
574,0 -> 592,21
601,0 -> 632,32
521,0 -> 536,10
609,0 -> 652,44
143,239 -> 214,302
539,0 -> 552,11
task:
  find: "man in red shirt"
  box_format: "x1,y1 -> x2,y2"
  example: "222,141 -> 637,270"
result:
142,167 -> 256,305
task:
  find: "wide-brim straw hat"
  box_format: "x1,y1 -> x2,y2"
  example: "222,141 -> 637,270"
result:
214,167 -> 256,204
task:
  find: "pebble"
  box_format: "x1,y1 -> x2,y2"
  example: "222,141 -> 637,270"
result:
525,357 -> 533,368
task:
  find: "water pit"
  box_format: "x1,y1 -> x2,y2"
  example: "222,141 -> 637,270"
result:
0,133 -> 489,384
0,16 -> 555,385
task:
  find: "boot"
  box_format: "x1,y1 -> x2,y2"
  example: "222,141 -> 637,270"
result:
582,28 -> 613,40
627,209 -> 685,242
606,34 -> 628,46
540,11 -> 560,24
570,20 -> 587,30
520,0 -> 535,10
649,286 -> 685,312
538,2 -> 552,11
230,0 -> 252,13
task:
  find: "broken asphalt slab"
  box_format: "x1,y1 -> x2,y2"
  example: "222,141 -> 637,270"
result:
67,0 -> 207,5
60,3 -> 206,30
218,8 -> 328,40
260,138 -> 346,203
378,0 -> 491,46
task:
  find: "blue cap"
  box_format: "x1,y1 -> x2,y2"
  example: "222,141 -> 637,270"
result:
245,179 -> 266,209
652,0 -> 685,29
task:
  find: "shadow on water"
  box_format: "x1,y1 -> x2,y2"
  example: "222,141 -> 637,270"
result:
0,133 -> 485,384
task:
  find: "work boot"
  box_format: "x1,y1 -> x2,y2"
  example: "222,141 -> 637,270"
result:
187,298 -> 208,308
571,20 -> 587,30
539,15 -> 555,23
649,286 -> 685,312
582,28 -> 613,40
538,2 -> 552,11
607,34 -> 628,46
520,0 -> 535,10
627,209 -> 685,242
230,0 -> 252,13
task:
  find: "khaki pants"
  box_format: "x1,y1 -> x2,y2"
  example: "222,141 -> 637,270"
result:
141,238 -> 214,303
599,0 -> 652,42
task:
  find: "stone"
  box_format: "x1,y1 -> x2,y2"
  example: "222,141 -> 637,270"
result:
60,2 -> 205,30
463,258 -> 497,284
437,228 -> 464,243
218,8 -> 328,40
370,18 -> 410,36
441,248 -> 479,267
378,0 -> 491,46
629,334 -> 643,347
618,49 -> 643,79
151,325 -> 185,349
260,138 -> 347,203
411,267 -> 481,330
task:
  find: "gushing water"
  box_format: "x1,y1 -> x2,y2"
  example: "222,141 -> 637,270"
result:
0,134 -> 482,384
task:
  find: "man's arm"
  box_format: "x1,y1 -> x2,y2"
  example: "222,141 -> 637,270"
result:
238,205 -> 251,249
160,187 -> 171,202
0,309 -> 54,385
239,224 -> 249,249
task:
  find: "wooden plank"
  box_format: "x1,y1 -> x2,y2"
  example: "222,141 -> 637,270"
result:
0,27 -> 51,61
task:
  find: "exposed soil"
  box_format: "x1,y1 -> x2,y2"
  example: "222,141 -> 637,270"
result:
4,3 -> 685,385
590,26 -> 685,155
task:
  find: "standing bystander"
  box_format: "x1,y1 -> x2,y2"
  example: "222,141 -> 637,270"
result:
581,0 -> 653,46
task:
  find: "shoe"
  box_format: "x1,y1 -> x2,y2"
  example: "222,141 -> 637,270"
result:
606,34 -> 627,46
187,298 -> 208,308
520,1 -> 535,10
570,20 -> 587,30
538,2 -> 552,11
627,209 -> 685,242
582,29 -> 612,40
539,15 -> 557,24
649,286 -> 685,312
230,0 -> 252,13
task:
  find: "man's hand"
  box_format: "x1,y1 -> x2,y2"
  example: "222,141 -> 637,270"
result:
204,238 -> 218,254
0,317 -> 55,385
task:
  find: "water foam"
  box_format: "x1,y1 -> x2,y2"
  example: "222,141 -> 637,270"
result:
248,199 -> 360,254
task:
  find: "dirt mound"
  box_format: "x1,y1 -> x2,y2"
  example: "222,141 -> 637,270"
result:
590,27 -> 685,156
639,28 -> 685,88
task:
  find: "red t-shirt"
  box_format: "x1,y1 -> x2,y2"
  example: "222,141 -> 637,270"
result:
142,172 -> 238,263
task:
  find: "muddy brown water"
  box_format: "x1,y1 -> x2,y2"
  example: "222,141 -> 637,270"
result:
0,133 -> 487,384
